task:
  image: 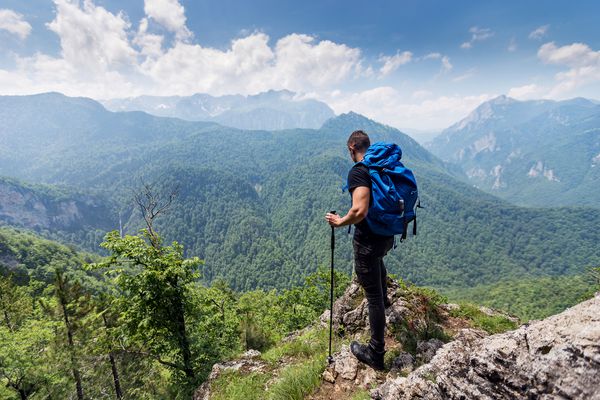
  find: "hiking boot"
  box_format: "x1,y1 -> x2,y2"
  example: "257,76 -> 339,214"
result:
350,341 -> 385,370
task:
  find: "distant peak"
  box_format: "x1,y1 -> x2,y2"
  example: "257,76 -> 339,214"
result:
337,111 -> 373,121
489,95 -> 517,105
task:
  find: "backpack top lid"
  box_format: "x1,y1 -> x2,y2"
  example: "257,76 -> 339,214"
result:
361,142 -> 402,168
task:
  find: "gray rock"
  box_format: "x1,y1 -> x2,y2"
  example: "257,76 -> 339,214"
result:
242,349 -> 261,359
386,299 -> 410,325
342,299 -> 368,331
371,294 -> 600,399
192,357 -> 267,400
356,367 -> 379,389
416,338 -> 445,364
322,368 -> 336,383
319,309 -> 331,328
391,352 -> 415,372
334,346 -> 359,380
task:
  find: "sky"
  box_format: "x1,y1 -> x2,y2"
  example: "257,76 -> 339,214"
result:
1,0 -> 599,134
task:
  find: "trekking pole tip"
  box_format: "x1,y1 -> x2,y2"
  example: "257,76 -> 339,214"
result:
327,355 -> 334,364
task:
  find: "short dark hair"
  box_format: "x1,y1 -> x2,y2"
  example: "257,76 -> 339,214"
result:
347,130 -> 370,152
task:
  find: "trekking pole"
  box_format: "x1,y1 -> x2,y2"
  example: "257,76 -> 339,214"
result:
327,210 -> 336,365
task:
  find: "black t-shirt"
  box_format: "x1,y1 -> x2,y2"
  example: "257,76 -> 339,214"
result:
347,164 -> 392,242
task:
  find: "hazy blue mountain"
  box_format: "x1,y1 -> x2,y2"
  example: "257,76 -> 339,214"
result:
428,95 -> 600,207
101,89 -> 335,130
1,93 -> 599,294
0,92 -> 213,183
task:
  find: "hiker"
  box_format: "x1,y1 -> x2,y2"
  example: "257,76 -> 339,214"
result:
325,130 -> 394,370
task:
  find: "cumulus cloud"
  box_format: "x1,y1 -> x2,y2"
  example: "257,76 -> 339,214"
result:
461,26 -> 494,49
507,83 -> 546,100
0,9 -> 32,39
0,0 -> 365,98
538,41 -> 600,98
134,18 -> 164,57
46,0 -> 137,73
379,51 -> 412,76
529,25 -> 549,40
144,0 -> 191,41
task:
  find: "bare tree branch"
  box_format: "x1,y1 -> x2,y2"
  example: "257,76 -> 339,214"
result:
132,178 -> 179,248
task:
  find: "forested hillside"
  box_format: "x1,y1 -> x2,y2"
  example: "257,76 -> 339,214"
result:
1,93 -> 599,296
2,93 -> 600,399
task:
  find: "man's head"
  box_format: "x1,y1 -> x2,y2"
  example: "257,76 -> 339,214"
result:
347,130 -> 370,162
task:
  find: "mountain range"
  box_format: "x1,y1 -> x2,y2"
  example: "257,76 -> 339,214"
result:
1,92 -> 599,300
101,89 -> 335,131
427,95 -> 600,207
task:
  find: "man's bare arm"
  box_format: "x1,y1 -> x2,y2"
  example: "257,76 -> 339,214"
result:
325,186 -> 369,228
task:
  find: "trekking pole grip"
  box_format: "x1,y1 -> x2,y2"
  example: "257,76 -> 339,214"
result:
330,210 -> 336,249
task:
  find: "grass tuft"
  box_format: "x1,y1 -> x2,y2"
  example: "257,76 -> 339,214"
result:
261,328 -> 328,363
211,371 -> 269,400
449,303 -> 518,334
267,356 -> 325,400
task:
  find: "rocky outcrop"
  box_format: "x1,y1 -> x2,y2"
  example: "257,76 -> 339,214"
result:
193,279 -> 599,400
372,292 -> 600,399
0,178 -> 114,233
193,350 -> 267,400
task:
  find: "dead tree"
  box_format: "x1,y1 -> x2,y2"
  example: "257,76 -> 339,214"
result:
132,180 -> 179,249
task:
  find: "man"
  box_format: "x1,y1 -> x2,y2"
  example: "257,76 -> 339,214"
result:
325,130 -> 394,371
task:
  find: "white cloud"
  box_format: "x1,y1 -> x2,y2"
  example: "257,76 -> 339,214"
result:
0,0 -> 365,98
538,41 -> 600,98
507,84 -> 546,100
46,0 -> 137,73
144,0 -> 191,41
379,51 -> 412,76
411,90 -> 432,100
529,25 -> 549,40
538,42 -> 599,67
0,9 -> 32,39
273,34 -> 363,90
461,26 -> 494,49
134,18 -> 164,57
422,52 -> 452,73
423,52 -> 441,60
441,56 -> 452,72
323,86 -> 494,130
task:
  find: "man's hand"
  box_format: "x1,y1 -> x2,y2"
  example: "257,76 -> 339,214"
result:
325,212 -> 343,227
324,186 -> 370,228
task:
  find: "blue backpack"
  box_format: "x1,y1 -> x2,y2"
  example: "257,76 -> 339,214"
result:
350,142 -> 419,240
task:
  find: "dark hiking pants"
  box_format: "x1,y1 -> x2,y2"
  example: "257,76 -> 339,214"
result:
353,236 -> 394,354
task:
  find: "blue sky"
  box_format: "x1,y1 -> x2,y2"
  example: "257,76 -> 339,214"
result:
1,0 -> 599,133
